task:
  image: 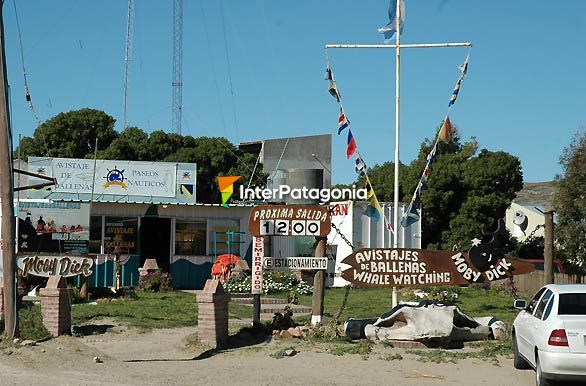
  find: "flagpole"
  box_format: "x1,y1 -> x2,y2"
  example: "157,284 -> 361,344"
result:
391,0 -> 401,308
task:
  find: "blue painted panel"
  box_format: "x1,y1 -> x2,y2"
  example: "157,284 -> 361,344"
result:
170,260 -> 212,290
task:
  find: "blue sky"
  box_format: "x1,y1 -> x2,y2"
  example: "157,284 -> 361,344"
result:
3,1 -> 585,184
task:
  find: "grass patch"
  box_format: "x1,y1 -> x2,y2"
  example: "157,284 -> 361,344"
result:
299,286 -> 519,325
380,353 -> 403,361
406,338 -> 513,366
0,304 -> 51,344
270,346 -> 297,359
329,339 -> 373,360
72,291 -> 197,330
72,290 -> 259,330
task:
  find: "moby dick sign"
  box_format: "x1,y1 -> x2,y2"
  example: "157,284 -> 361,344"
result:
340,248 -> 534,288
17,255 -> 94,278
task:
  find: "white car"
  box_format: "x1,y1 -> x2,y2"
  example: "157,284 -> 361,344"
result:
512,284 -> 586,386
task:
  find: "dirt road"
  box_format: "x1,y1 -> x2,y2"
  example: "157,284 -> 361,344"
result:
0,322 -> 536,386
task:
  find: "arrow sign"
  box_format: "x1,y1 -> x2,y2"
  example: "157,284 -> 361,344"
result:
340,248 -> 535,288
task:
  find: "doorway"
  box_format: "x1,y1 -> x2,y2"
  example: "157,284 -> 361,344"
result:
140,217 -> 171,272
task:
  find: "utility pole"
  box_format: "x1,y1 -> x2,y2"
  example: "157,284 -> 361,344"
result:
0,4 -> 19,338
544,210 -> 555,285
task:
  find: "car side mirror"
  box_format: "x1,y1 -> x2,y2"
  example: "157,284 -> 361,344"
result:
514,299 -> 527,310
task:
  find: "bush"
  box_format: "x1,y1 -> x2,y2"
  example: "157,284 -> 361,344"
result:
139,271 -> 172,292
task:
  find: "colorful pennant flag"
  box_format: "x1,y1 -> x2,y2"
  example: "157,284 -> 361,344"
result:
338,108 -> 349,135
378,0 -> 405,43
324,63 -> 341,102
448,78 -> 462,107
401,193 -> 420,227
437,116 -> 452,144
364,176 -> 383,221
347,130 -> 357,159
355,155 -> 367,176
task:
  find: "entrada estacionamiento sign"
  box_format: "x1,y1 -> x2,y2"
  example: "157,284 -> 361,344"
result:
341,248 -> 535,288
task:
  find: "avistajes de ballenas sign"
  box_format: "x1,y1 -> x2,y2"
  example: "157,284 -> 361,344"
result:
340,248 -> 535,288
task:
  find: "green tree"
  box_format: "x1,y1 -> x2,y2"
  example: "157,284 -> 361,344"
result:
554,129 -> 586,271
17,108 -> 117,159
359,125 -> 523,250
98,126 -> 149,161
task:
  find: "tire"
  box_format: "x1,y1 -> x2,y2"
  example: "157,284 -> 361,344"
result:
512,332 -> 531,370
536,353 -> 554,386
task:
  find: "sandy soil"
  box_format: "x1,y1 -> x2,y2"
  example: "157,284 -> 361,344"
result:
0,320 -> 536,386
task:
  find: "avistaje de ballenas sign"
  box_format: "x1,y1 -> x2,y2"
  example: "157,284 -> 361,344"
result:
341,248 -> 535,288
27,157 -> 191,198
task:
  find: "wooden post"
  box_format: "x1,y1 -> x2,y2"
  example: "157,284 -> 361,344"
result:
0,4 -> 18,338
79,276 -> 89,300
544,210 -> 554,285
311,237 -> 326,326
252,294 -> 261,324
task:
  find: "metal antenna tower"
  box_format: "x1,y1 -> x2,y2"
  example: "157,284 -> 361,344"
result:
123,0 -> 134,130
172,0 -> 183,134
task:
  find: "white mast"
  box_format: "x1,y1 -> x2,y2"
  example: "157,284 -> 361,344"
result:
325,4 -> 471,307
391,0 -> 402,307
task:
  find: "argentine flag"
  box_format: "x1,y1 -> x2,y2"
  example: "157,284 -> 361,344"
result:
378,0 -> 405,43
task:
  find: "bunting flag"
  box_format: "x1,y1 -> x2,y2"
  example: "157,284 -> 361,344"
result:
401,143 -> 437,227
355,155 -> 367,176
448,55 -> 470,107
378,0 -> 405,43
364,175 -> 383,221
346,130 -> 357,159
401,191 -> 420,227
338,108 -> 349,135
324,63 -> 341,102
448,78 -> 462,107
437,116 -> 452,144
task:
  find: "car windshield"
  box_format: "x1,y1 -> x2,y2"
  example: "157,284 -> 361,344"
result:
558,293 -> 586,315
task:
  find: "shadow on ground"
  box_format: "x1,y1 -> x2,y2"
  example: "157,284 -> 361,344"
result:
72,324 -> 115,336
123,324 -> 272,363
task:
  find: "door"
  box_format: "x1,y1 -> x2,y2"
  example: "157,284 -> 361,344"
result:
139,217 -> 171,272
516,287 -> 547,362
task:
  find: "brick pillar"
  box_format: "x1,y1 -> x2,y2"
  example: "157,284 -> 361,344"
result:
196,279 -> 231,349
39,276 -> 72,337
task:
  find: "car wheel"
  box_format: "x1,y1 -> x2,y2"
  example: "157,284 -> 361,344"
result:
512,332 -> 531,370
536,353 -> 553,386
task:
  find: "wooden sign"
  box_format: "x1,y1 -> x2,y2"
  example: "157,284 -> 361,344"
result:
263,257 -> 328,270
251,236 -> 264,294
17,254 -> 94,278
248,205 -> 331,237
340,248 -> 535,288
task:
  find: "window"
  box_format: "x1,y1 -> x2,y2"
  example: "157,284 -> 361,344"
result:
104,217 -> 138,254
175,221 -> 206,256
534,289 -> 553,319
209,219 -> 241,256
89,216 -> 102,254
558,293 -> 586,315
527,287 -> 546,314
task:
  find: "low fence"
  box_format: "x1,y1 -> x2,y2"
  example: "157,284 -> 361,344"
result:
506,271 -> 585,297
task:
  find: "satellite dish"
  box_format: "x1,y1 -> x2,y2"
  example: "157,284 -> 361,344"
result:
513,211 -> 528,231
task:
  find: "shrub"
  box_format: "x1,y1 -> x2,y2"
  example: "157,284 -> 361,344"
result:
139,271 -> 172,292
